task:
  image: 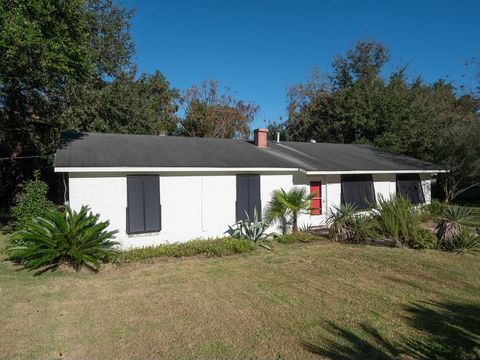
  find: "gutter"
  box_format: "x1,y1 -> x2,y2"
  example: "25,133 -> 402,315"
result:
302,169 -> 448,175
54,167 -> 301,173
54,166 -> 447,174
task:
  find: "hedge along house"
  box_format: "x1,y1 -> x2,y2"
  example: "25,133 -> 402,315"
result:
54,129 -> 444,249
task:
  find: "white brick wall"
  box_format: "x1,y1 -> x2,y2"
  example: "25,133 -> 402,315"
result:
373,173 -> 396,201
68,171 -> 431,248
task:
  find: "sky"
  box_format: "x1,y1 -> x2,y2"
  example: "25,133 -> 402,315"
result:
123,0 -> 480,129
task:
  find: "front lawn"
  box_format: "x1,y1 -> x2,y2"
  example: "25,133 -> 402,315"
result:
0,236 -> 479,359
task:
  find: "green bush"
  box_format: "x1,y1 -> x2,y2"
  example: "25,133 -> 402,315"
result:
113,237 -> 255,263
410,228 -> 437,249
423,199 -> 447,219
11,171 -> 57,230
275,232 -> 326,244
371,195 -> 420,247
8,205 -> 118,272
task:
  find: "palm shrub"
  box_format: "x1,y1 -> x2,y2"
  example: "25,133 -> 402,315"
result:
8,205 -> 119,272
435,206 -> 477,250
265,187 -> 315,233
349,214 -> 375,243
326,203 -> 374,243
264,189 -> 290,234
228,208 -> 273,249
370,195 -> 420,247
450,231 -> 480,255
327,203 -> 357,242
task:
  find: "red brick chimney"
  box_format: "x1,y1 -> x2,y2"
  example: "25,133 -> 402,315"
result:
254,128 -> 268,148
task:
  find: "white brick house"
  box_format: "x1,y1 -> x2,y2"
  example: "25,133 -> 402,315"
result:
54,129 -> 443,249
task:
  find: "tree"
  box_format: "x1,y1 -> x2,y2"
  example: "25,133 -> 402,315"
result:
179,80 -> 258,138
285,40 -> 480,201
61,70 -> 179,135
60,1 -> 180,136
435,121 -> 480,202
265,187 -> 315,233
0,0 -> 93,192
265,119 -> 287,141
0,0 -> 183,211
0,0 -> 135,196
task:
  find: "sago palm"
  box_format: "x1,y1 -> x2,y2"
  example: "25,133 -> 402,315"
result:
265,187 -> 315,233
9,205 -> 119,272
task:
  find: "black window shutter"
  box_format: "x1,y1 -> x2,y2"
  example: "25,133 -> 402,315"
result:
236,175 -> 250,221
127,176 -> 161,234
127,176 -> 145,234
341,174 -> 375,210
236,174 -> 261,221
396,174 -> 425,204
248,175 -> 261,219
143,176 -> 161,232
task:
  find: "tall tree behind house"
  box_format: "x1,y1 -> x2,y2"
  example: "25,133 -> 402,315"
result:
285,41 -> 480,202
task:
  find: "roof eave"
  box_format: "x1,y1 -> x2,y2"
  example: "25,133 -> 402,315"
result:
303,169 -> 447,175
54,166 -> 447,174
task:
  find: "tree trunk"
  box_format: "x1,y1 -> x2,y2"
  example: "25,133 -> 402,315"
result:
281,216 -> 287,235
6,82 -> 27,202
292,212 -> 298,232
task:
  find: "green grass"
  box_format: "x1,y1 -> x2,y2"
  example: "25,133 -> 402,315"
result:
112,237 -> 256,263
275,231 -> 326,244
0,234 -> 479,359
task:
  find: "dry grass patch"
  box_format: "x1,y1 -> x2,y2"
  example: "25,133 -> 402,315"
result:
0,238 -> 479,359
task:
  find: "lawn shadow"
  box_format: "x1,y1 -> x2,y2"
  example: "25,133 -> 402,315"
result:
301,322 -> 399,360
402,300 -> 480,359
302,300 -> 480,359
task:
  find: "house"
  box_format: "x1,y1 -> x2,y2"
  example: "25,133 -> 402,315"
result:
53,129 -> 444,249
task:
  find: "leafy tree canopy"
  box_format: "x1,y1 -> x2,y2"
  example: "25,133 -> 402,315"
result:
0,0 -> 179,200
61,70 -> 179,135
285,41 -> 480,201
179,80 -> 258,139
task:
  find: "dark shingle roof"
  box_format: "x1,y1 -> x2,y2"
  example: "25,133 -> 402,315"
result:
54,132 -> 443,172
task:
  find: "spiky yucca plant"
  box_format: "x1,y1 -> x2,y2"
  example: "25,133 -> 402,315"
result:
451,231 -> 480,255
326,203 -> 374,243
327,203 -> 358,242
8,205 -> 119,272
435,206 -> 476,250
370,195 -> 419,247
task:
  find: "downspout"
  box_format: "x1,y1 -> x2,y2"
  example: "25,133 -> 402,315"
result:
63,172 -> 69,205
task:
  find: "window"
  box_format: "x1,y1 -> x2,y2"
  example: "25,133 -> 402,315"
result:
396,174 -> 425,204
341,174 -> 375,210
127,176 -> 161,234
236,174 -> 261,221
310,181 -> 322,215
